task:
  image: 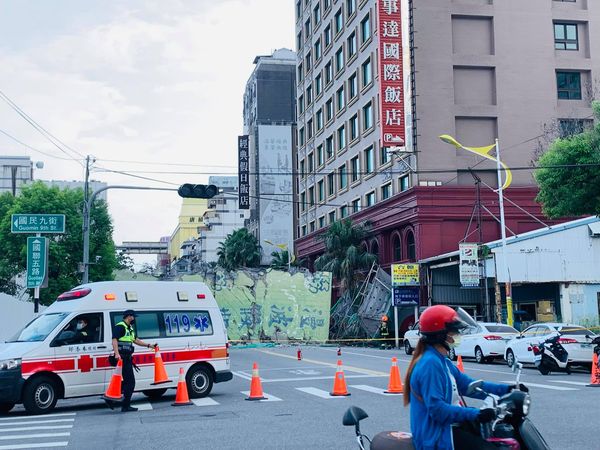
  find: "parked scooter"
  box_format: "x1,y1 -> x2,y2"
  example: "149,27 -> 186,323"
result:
342,363 -> 550,450
531,333 -> 570,375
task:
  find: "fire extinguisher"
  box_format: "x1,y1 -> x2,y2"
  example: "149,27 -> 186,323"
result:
297,347 -> 302,360
337,347 -> 342,357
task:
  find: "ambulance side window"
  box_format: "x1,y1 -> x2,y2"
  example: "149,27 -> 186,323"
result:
52,313 -> 103,346
110,312 -> 161,340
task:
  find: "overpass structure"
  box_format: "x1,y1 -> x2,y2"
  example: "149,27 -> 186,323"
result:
116,241 -> 169,254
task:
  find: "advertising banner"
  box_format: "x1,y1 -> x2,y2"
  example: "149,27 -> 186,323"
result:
377,0 -> 406,148
459,243 -> 480,287
391,263 -> 419,286
238,135 -> 250,209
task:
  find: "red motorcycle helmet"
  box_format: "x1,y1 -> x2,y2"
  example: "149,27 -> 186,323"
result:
419,305 -> 467,338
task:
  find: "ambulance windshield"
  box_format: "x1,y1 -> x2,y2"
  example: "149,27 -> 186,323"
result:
8,313 -> 69,343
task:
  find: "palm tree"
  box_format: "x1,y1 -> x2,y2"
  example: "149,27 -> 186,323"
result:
270,250 -> 290,270
217,228 -> 261,271
314,219 -> 376,295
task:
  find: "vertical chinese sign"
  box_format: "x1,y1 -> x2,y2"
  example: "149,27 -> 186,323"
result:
238,135 -> 250,210
459,243 -> 480,287
378,0 -> 405,148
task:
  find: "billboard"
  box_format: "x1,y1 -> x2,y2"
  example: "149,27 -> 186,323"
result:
377,0 -> 406,148
238,136 -> 250,209
459,243 -> 480,287
391,263 -> 420,286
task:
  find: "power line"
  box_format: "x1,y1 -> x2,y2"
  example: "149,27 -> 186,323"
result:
95,167 -> 180,186
0,127 -> 82,162
96,158 -> 238,169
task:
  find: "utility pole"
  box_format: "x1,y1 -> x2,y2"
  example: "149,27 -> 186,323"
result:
81,155 -> 91,284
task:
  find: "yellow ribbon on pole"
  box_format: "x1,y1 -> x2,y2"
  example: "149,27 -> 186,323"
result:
439,135 -> 513,190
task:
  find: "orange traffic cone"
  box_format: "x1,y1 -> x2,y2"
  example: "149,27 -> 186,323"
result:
330,360 -> 351,396
172,368 -> 193,406
384,357 -> 404,394
457,355 -> 465,373
151,346 -> 172,385
102,359 -> 124,402
588,353 -> 600,387
245,362 -> 266,401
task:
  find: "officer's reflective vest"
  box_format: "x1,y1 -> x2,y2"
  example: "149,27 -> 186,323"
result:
116,321 -> 135,343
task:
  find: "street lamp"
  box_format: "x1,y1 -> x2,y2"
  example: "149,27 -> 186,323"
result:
264,239 -> 292,271
438,134 -> 514,326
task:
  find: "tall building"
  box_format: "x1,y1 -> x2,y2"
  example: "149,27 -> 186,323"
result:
168,198 -> 209,261
0,156 -> 33,195
294,0 -> 599,271
243,48 -> 297,264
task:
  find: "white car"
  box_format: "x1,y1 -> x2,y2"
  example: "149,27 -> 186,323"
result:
504,323 -> 597,368
450,322 -> 519,364
403,321 -> 420,355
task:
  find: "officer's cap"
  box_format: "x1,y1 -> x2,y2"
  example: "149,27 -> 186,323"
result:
123,309 -> 137,318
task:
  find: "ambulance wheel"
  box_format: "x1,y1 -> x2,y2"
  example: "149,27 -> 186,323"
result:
23,376 -> 58,415
0,402 -> 14,414
186,365 -> 213,398
142,388 -> 167,400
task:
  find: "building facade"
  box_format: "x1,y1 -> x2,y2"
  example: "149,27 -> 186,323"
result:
243,49 -> 297,264
294,0 -> 599,270
0,156 -> 33,195
168,198 -> 209,261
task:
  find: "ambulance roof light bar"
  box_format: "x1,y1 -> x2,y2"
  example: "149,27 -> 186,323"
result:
57,288 -> 92,301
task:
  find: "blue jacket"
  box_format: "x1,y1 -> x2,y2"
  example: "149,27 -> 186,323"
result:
409,347 -> 510,450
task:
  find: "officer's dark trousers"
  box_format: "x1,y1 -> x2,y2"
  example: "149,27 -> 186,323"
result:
121,353 -> 135,408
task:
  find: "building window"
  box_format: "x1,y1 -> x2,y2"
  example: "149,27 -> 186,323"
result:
318,179 -> 325,202
558,118 -> 593,138
362,58 -> 372,87
325,61 -> 333,84
300,159 -> 306,178
363,102 -> 373,130
336,87 -> 345,111
337,125 -> 346,150
324,24 -> 332,47
346,0 -> 356,17
339,164 -> 348,189
326,98 -> 334,121
326,135 -> 334,158
310,221 -> 316,232
317,144 -> 324,165
349,114 -> 358,141
347,32 -> 357,59
400,174 -> 410,192
313,3 -> 321,25
328,172 -> 335,196
335,47 -> 344,73
301,192 -> 306,211
315,73 -> 323,96
393,235 -> 402,261
349,73 -> 358,100
365,191 -> 375,207
351,198 -> 361,214
557,71 -> 582,100
351,155 -> 360,182
296,31 -> 303,50
308,151 -> 314,172
307,119 -> 314,139
298,94 -> 304,114
554,23 -> 578,50
406,230 -> 416,261
298,63 -> 303,82
360,14 -> 371,43
324,0 -> 331,11
315,39 -> 322,61
329,210 -> 336,224
334,8 -> 343,34
309,186 -> 315,206
340,205 -> 348,218
380,146 -> 390,165
296,1 -> 301,20
365,146 -> 374,173
316,109 -> 324,131
319,216 -> 325,228
299,127 -> 305,146
302,225 -> 307,236
305,18 -> 311,37
381,183 -> 392,200
305,51 -> 312,72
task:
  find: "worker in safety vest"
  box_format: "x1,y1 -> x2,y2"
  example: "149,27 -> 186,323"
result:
379,315 -> 390,348
107,310 -> 156,412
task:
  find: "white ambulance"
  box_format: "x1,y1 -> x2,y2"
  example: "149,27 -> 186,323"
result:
0,281 -> 232,415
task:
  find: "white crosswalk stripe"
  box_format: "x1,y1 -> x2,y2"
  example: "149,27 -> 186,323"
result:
295,387 -> 346,399
192,398 -> 220,407
0,413 -> 76,449
240,391 -> 282,402
501,380 -> 578,391
132,402 -> 153,411
548,380 -> 589,387
349,385 -> 402,396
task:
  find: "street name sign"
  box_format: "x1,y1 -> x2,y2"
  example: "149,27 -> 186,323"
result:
11,214 -> 66,233
27,237 -> 48,289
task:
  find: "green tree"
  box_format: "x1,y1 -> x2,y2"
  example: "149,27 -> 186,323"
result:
216,228 -> 261,271
0,182 -> 118,304
314,219 -> 376,295
535,101 -> 600,217
270,249 -> 306,270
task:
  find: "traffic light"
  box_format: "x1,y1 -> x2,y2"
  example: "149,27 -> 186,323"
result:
177,184 -> 219,199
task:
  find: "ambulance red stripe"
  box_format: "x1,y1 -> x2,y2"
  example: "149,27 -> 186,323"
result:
22,358 -> 76,375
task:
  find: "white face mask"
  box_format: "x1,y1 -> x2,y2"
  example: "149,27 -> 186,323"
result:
447,335 -> 462,349
76,322 -> 85,330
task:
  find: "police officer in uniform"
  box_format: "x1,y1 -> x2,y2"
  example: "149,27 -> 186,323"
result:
110,310 -> 156,412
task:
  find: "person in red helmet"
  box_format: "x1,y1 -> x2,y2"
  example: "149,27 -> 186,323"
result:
403,305 -> 527,450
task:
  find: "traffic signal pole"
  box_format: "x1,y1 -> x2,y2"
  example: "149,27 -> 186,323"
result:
82,185 -> 177,284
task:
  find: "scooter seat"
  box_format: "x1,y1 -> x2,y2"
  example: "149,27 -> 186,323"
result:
371,431 -> 415,450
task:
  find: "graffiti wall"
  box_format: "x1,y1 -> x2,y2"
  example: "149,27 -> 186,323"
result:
182,269 -> 332,342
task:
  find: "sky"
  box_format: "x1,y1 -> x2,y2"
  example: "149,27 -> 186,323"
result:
0,0 -> 294,266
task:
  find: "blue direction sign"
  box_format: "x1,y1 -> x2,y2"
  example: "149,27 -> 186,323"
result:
11,214 -> 65,234
392,286 -> 419,306
27,237 -> 48,289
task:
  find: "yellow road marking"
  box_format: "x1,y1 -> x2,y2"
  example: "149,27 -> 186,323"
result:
259,349 -> 388,377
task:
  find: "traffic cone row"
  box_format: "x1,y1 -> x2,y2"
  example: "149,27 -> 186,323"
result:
588,353 -> 600,387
